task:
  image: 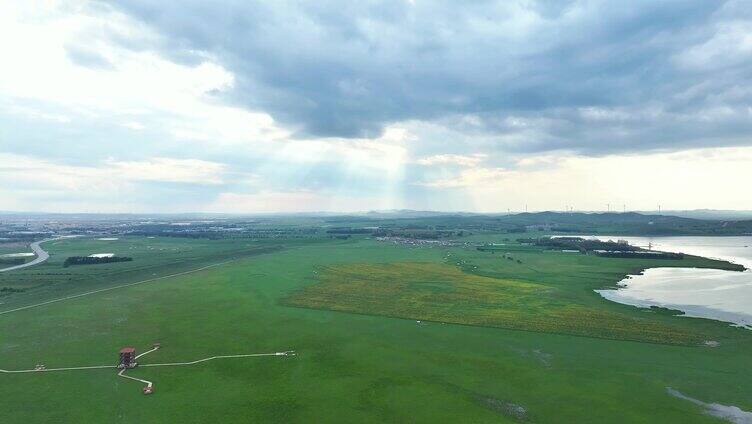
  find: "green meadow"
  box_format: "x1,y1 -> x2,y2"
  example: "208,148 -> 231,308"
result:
0,242 -> 35,266
0,236 -> 284,310
1,235 -> 750,422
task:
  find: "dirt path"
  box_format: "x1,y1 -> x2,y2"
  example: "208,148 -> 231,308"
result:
141,351 -> 296,367
0,364 -> 115,373
0,351 -> 295,374
0,258 -> 237,316
118,346 -> 160,391
134,346 -> 160,360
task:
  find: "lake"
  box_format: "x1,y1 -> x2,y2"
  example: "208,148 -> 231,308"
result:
586,236 -> 752,328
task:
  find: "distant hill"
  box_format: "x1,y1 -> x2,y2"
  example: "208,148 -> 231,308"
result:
322,211 -> 752,236
642,210 -> 752,220
3,209 -> 752,236
491,212 -> 752,236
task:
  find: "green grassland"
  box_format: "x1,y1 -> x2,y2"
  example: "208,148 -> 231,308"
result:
0,235 -> 750,423
0,236 -> 286,309
285,261 -> 717,344
0,242 -> 33,255
0,242 -> 34,266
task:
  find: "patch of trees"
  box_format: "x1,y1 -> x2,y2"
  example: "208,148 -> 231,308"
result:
0,287 -> 26,297
594,251 -> 684,259
63,256 -> 133,267
518,237 -> 641,253
0,258 -> 26,265
550,226 -> 581,233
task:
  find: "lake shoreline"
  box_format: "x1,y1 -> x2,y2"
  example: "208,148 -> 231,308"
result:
583,235 -> 752,329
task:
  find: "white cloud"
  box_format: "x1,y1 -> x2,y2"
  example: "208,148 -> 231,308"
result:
417,167 -> 508,188
417,147 -> 752,212
270,127 -> 410,175
121,121 -> 145,130
0,154 -> 123,192
206,190 -> 386,213
0,1 -> 288,147
105,157 -> 227,184
0,154 -> 227,189
416,153 -> 487,167
6,105 -> 72,124
674,21 -> 752,70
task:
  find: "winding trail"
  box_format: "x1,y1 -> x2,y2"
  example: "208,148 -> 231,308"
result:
117,369 -> 153,389
0,351 -> 295,375
0,258 -> 236,316
0,237 -> 63,273
134,346 -> 160,360
2,348 -> 296,394
118,345 -> 161,391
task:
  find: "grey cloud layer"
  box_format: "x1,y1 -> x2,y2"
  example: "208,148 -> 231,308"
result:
98,0 -> 752,154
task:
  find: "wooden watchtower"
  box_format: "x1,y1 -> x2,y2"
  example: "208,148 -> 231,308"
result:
118,347 -> 137,369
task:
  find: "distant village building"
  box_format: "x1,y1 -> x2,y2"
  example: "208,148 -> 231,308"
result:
525,224 -> 553,231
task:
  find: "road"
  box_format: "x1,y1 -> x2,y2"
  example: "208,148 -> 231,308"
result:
0,238 -> 59,273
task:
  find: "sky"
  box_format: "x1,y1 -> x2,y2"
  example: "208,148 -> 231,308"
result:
1,0 -> 752,213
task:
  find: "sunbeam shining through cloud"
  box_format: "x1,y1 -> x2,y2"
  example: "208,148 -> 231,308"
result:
2,0 -> 752,213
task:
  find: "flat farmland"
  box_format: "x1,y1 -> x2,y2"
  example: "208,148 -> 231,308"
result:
1,236 -> 750,423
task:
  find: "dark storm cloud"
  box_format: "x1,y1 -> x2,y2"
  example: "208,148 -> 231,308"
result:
100,0 -> 752,153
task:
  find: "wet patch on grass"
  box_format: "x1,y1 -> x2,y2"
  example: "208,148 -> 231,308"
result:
668,387 -> 752,423
478,395 -> 529,421
532,349 -> 553,367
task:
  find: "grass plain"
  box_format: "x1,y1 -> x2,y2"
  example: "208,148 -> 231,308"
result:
0,235 -> 750,423
0,236 -> 285,310
285,261 -> 719,344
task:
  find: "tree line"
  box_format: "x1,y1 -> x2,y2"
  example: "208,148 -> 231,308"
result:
63,256 -> 133,267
